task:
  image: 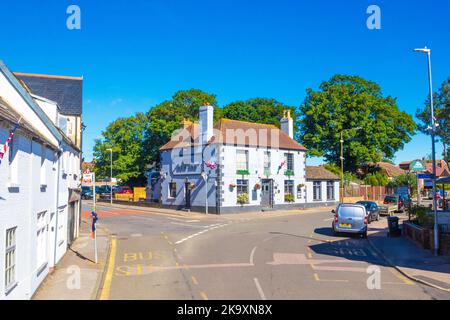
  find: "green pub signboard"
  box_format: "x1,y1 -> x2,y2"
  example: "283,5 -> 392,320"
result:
410,160 -> 426,172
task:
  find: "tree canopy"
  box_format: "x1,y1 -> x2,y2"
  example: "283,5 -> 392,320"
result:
298,75 -> 417,171
222,98 -> 296,129
416,77 -> 450,162
92,112 -> 149,186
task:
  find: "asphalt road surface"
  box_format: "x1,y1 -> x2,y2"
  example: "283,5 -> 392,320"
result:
82,202 -> 450,300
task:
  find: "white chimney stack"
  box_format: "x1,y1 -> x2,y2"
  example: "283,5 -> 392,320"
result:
199,103 -> 214,145
280,110 -> 294,139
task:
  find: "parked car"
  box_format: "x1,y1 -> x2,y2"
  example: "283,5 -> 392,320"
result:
380,194 -> 408,215
81,186 -> 93,200
97,186 -> 112,200
332,204 -> 368,238
356,201 -> 380,223
428,190 -> 448,200
116,186 -> 133,194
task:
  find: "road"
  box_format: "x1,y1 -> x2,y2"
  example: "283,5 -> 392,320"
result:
82,202 -> 450,300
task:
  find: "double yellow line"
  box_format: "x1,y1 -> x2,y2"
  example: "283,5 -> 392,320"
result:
99,237 -> 117,300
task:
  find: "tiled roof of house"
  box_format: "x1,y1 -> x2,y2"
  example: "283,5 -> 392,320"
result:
372,162 -> 405,177
306,166 -> 340,181
160,119 -> 307,151
14,72 -> 83,116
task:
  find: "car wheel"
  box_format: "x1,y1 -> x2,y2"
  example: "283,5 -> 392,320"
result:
376,214 -> 380,221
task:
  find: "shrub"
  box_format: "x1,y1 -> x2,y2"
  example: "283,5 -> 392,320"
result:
409,205 -> 433,227
237,193 -> 249,205
285,194 -> 295,203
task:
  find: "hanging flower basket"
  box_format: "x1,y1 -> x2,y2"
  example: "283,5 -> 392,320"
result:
297,184 -> 305,190
237,169 -> 250,176
188,184 -> 196,190
229,183 -> 237,189
284,170 -> 295,177
254,183 -> 261,190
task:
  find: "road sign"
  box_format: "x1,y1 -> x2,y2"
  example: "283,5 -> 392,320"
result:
82,173 -> 93,184
417,173 -> 434,180
410,160 -> 426,171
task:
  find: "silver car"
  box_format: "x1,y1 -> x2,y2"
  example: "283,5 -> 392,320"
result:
332,204 -> 368,238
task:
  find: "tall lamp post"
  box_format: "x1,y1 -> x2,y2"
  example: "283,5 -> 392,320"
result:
107,148 -> 113,205
340,127 -> 362,203
414,47 -> 439,255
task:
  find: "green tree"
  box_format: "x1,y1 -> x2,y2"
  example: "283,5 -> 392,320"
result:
298,75 -> 417,171
93,112 -> 149,186
416,77 -> 450,163
222,98 -> 296,129
388,173 -> 417,194
143,89 -> 219,165
364,172 -> 389,186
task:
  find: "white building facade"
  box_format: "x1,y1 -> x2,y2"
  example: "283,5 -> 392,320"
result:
159,105 -> 339,213
0,61 -> 81,300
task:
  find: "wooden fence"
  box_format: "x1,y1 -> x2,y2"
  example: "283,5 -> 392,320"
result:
344,185 -> 395,203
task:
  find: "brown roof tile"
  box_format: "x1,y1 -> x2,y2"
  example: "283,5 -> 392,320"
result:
160,119 -> 307,151
306,166 -> 340,181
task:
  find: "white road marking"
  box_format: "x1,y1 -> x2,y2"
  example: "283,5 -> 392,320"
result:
175,223 -> 230,244
130,233 -> 143,237
323,218 -> 334,222
250,246 -> 257,265
254,278 -> 267,300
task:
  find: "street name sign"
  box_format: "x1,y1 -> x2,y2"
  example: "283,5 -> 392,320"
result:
417,173 -> 434,180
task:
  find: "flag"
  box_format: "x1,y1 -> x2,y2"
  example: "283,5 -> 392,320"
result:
205,160 -> 217,170
277,161 -> 286,174
0,121 -> 21,160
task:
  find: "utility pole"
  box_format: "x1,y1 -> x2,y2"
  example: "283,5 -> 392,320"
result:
107,148 -> 113,205
414,47 -> 439,255
340,131 -> 344,203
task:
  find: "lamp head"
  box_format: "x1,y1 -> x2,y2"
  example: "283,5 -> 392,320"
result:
414,47 -> 430,53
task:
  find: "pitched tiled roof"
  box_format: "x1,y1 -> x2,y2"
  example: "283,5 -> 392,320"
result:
160,119 -> 307,151
14,73 -> 83,116
306,166 -> 340,181
372,162 -> 405,177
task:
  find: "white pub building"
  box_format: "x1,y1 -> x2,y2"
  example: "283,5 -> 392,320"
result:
158,104 -> 340,213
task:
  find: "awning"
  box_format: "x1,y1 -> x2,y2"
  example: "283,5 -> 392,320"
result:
437,177 -> 450,184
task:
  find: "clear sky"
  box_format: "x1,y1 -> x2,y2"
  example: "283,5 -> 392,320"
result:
0,0 -> 448,164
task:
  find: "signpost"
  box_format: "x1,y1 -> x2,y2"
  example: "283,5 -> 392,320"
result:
83,171 -> 98,264
410,161 -> 426,206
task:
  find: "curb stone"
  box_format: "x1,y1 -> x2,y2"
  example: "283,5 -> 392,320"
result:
367,234 -> 450,293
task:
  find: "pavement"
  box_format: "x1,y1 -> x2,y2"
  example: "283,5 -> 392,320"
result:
32,218 -> 109,300
367,215 -> 450,292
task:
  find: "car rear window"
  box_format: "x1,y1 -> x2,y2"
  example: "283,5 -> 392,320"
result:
384,196 -> 397,203
338,206 -> 365,218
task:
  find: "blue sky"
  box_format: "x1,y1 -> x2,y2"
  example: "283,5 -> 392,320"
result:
0,0 -> 449,164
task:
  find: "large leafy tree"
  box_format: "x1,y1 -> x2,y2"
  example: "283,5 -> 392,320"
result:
222,98 -> 296,129
143,89 -> 219,165
298,75 -> 417,171
416,77 -> 450,163
93,112 -> 149,186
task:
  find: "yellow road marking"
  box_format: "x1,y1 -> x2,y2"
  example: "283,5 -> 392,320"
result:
389,269 -> 414,285
200,291 -> 209,300
307,252 -> 313,259
314,273 -> 320,281
100,237 -> 117,300
191,276 -> 199,285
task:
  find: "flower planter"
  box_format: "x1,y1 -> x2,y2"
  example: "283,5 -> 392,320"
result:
237,170 -> 250,176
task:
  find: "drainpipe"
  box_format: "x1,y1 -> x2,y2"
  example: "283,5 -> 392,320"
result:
53,147 -> 62,266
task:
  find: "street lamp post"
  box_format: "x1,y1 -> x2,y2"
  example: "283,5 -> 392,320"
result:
107,148 -> 113,205
414,47 -> 439,255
